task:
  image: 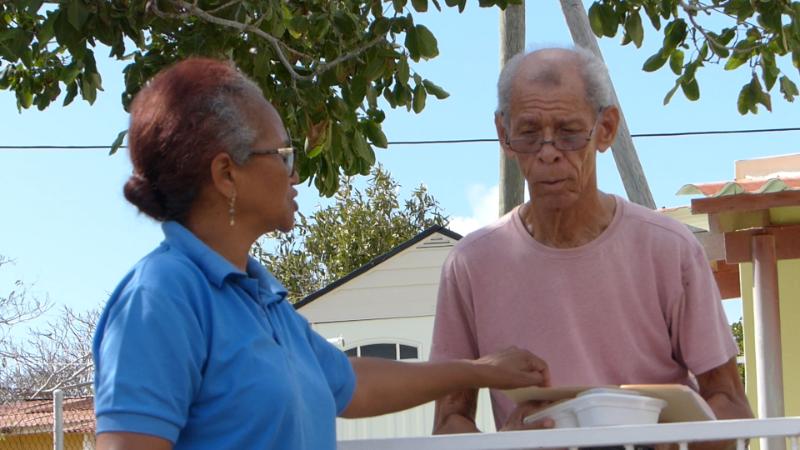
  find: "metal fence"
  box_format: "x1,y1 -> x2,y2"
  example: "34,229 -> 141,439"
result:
0,390 -> 94,450
338,417 -> 800,450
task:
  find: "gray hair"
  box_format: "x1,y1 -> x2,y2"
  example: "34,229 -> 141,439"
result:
206,73 -> 262,165
496,45 -> 614,122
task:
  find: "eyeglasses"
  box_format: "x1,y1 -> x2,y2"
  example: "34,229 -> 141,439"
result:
505,108 -> 605,155
249,146 -> 296,174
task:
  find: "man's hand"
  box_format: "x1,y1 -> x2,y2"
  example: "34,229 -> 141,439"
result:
472,346 -> 550,390
500,400 -> 555,431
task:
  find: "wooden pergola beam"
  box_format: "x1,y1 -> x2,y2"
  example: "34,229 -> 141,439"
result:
692,191 -> 800,215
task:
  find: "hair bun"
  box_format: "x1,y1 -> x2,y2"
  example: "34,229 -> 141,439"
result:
123,173 -> 167,221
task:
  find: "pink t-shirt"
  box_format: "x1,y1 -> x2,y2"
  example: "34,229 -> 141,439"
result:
430,196 -> 737,429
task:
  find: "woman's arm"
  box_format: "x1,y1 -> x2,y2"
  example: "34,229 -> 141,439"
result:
96,432 -> 172,450
341,346 -> 548,418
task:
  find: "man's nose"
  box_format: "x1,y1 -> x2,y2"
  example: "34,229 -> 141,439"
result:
537,140 -> 562,164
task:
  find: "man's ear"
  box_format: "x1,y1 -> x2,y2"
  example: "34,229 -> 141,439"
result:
495,112 -> 515,158
595,105 -> 620,154
209,152 -> 238,198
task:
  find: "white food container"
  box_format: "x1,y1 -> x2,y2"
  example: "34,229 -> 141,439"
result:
523,388 -> 667,428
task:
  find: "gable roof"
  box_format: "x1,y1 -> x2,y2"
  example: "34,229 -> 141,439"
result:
0,397 -> 94,435
294,225 -> 461,310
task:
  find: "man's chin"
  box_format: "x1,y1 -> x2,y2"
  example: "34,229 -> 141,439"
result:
530,192 -> 580,210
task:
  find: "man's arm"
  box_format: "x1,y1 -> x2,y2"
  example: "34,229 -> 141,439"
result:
433,389 -> 481,434
696,357 -> 753,421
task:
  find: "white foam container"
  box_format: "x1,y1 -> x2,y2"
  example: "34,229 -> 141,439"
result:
523,388 -> 667,428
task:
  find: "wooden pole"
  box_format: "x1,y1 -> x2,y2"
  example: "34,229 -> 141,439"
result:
558,0 -> 656,209
752,233 -> 785,450
498,2 -> 526,216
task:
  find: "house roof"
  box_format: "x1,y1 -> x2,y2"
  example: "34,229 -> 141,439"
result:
0,397 -> 94,435
294,225 -> 462,310
676,153 -> 800,198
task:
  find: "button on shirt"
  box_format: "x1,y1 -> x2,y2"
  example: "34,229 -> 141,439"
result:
93,221 -> 355,450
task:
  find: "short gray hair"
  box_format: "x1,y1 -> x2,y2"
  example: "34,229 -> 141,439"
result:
207,74 -> 262,165
496,45 -> 614,121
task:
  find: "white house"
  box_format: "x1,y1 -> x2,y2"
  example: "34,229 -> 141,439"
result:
295,225 -> 497,439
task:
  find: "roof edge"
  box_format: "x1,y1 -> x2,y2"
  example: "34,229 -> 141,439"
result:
294,225 -> 462,310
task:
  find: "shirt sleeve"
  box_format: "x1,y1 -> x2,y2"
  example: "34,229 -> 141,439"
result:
93,285 -> 206,443
305,325 -> 356,415
670,242 -> 739,376
430,251 -> 480,362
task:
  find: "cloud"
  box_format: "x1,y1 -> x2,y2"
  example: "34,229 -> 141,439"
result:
448,185 -> 500,236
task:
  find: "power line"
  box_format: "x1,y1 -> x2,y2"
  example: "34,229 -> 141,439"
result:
1,126 -> 799,150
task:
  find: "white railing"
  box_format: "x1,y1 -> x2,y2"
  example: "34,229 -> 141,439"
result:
338,418 -> 800,450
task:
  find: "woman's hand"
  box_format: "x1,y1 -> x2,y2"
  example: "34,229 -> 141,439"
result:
472,346 -> 550,390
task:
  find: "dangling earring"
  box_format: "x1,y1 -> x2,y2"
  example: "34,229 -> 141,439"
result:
228,191 -> 237,227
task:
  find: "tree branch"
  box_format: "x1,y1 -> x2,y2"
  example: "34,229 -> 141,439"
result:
148,0 -> 387,83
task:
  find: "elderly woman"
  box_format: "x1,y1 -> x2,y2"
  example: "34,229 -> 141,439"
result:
93,58 -> 549,450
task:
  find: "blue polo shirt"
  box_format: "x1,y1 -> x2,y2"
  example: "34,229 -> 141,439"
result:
93,221 -> 356,450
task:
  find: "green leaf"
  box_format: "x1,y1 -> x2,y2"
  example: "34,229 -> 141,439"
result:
80,74 -> 97,104
109,130 -> 127,155
363,56 -> 385,82
362,120 -> 388,148
392,0 -> 408,13
760,52 -> 779,90
348,75 -> 367,107
63,81 -> 78,106
663,82 -> 680,105
680,78 -> 700,101
396,58 -> 410,86
663,19 -> 687,50
353,130 -> 376,165
413,83 -> 427,113
588,3 -> 605,37
624,11 -> 644,48
66,0 -> 90,32
422,79 -> 450,99
599,4 -> 618,37
404,26 -> 420,61
779,76 -> 798,101
414,25 -> 439,60
642,49 -> 669,72
643,3 -> 661,30
669,49 -> 684,75
411,0 -> 428,12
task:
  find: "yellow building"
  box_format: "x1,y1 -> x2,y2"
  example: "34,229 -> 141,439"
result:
677,153 -> 800,422
0,397 -> 94,450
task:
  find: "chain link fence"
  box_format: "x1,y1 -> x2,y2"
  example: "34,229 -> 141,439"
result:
0,390 -> 95,450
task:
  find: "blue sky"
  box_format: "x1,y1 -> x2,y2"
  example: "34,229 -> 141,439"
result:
2,2 -> 798,327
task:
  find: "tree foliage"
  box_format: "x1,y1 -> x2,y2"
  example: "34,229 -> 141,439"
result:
588,0 -> 800,114
0,0 -> 517,196
0,256 -> 95,402
731,317 -> 745,384
253,165 -> 448,303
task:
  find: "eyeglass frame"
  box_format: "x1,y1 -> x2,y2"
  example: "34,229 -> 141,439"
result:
247,144 -> 296,175
504,107 -> 607,155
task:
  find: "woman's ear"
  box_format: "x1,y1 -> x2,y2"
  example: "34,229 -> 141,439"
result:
595,106 -> 620,153
209,152 -> 238,198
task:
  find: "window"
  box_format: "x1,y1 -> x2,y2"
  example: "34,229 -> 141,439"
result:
343,343 -> 420,360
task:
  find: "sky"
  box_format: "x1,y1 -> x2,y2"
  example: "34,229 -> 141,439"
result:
2,1 -> 798,328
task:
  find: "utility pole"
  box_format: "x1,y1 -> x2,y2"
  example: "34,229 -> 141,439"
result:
498,2 -> 526,217
559,0 -> 656,209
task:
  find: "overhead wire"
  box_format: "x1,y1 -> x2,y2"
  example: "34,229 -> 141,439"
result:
1,126 -> 799,150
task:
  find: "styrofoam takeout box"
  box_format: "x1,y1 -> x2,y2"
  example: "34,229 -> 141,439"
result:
523,388 -> 667,428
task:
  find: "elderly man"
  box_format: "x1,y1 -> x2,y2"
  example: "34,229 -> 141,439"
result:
430,47 -> 752,435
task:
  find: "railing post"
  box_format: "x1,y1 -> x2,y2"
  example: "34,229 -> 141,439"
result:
53,389 -> 64,450
753,233 -> 786,450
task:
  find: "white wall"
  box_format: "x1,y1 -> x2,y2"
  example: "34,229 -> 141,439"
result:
311,318 -> 497,439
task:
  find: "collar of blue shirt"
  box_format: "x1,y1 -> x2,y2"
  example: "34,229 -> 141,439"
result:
161,221 -> 289,305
